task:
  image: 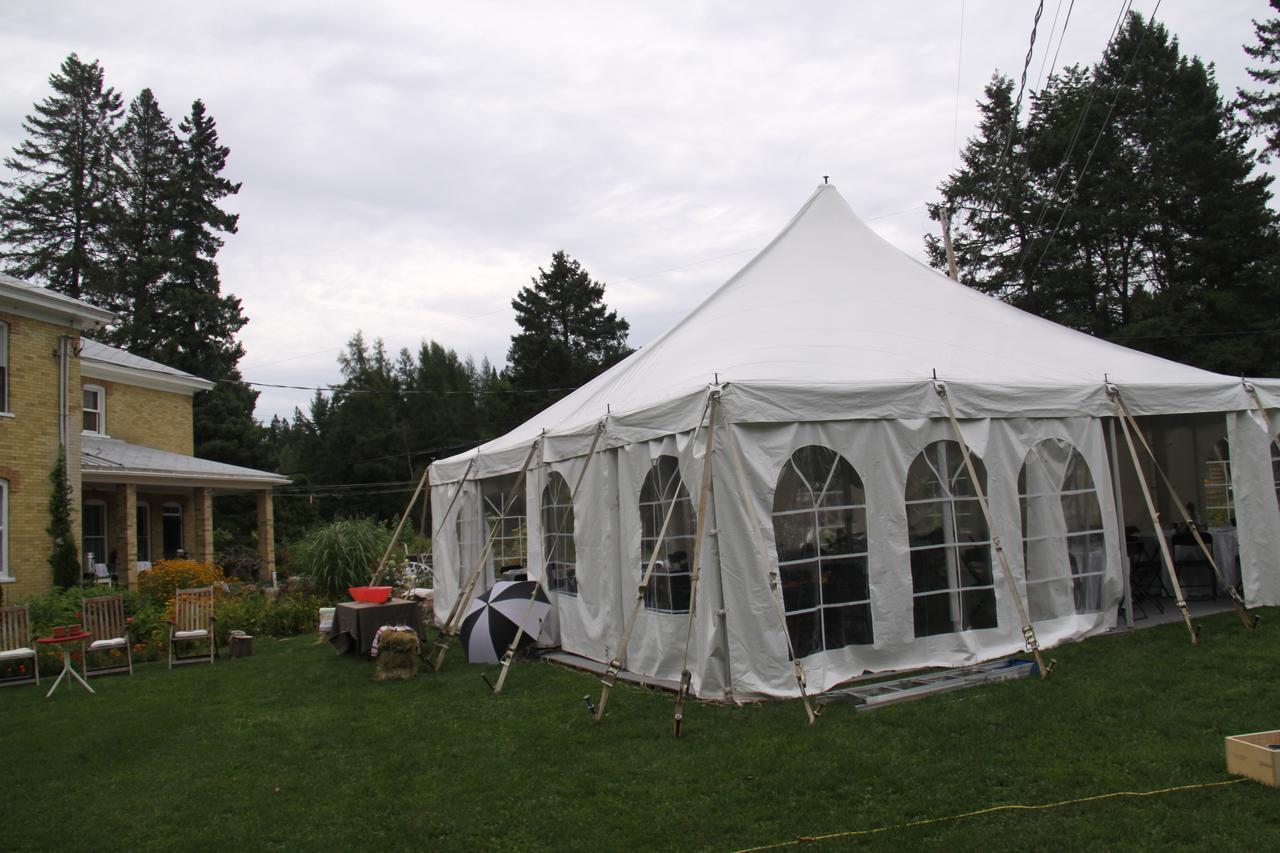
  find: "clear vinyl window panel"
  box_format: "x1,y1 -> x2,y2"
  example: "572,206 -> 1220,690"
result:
542,471 -> 576,595
1204,436 -> 1233,527
906,440 -> 996,638
1019,439 -> 1106,621
639,455 -> 696,613
771,445 -> 872,658
482,474 -> 527,576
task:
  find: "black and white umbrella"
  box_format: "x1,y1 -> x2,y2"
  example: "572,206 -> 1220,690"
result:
459,580 -> 553,664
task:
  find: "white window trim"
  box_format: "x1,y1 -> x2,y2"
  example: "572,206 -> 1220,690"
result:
83,383 -> 107,436
162,501 -> 184,556
136,501 -> 151,564
0,478 -> 9,580
83,498 -> 108,572
0,320 -> 9,415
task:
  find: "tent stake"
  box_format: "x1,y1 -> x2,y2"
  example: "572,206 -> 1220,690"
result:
595,392 -> 714,722
934,380 -> 1053,677
673,392 -> 721,737
1113,393 -> 1256,631
492,419 -> 607,694
431,439 -> 541,672
1108,387 -> 1200,644
724,421 -> 817,724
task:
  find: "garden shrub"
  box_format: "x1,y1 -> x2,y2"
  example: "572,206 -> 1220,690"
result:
292,518 -> 393,597
137,559 -> 226,607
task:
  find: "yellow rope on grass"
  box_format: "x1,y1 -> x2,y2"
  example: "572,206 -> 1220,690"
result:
735,778 -> 1247,852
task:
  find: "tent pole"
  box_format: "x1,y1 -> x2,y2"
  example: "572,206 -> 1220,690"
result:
724,421 -> 818,724
672,392 -> 721,737
939,206 -> 960,282
492,419 -> 607,694
933,380 -> 1052,678
595,392 -> 714,722
1244,382 -> 1280,457
1113,393 -> 1256,630
1107,389 -> 1199,643
431,438 -> 542,672
1106,418 -> 1135,630
369,466 -> 430,588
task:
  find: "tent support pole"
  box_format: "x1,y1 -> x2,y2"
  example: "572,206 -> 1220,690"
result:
1107,388 -> 1199,643
492,420 -> 607,694
431,439 -> 542,672
933,380 -> 1052,678
1106,418 -> 1135,630
1113,393 -> 1256,631
1244,382 -> 1280,457
724,422 -> 817,724
595,392 -> 714,722
369,466 -> 430,588
673,392 -> 721,737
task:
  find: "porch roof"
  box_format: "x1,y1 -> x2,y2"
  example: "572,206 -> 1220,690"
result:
81,435 -> 290,492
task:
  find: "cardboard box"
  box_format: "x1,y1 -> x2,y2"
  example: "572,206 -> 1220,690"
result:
1225,730 -> 1280,787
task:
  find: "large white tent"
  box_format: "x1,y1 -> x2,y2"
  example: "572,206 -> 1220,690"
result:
429,184 -> 1280,700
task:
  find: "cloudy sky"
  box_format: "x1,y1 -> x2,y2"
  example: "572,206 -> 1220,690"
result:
2,1 -> 1272,420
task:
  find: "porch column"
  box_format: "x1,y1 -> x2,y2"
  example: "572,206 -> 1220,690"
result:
114,483 -> 138,591
257,491 -> 276,585
193,488 -> 214,564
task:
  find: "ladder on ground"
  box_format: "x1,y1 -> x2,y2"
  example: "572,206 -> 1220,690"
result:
817,659 -> 1036,712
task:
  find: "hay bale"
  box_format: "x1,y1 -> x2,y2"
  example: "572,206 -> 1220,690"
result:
374,630 -> 420,681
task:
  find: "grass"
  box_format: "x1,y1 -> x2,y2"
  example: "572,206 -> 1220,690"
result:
4,609 -> 1279,852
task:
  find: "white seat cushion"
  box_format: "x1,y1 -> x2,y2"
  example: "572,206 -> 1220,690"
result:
173,629 -> 208,640
0,647 -> 35,660
89,637 -> 126,651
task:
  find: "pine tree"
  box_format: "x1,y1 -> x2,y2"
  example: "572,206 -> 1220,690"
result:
930,12 -> 1280,377
1238,0 -> 1280,161
104,88 -> 178,353
0,53 -> 122,300
505,250 -> 631,423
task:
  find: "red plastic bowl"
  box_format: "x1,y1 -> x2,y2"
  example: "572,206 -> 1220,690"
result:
349,586 -> 392,604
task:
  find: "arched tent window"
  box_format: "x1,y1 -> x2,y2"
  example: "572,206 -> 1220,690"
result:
1019,439 -> 1106,621
639,455 -> 696,613
542,471 -> 576,595
906,440 -> 996,637
482,475 -> 527,578
771,445 -> 872,658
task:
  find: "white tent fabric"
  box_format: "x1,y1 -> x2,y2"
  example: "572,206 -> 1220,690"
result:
430,184 -> 1280,699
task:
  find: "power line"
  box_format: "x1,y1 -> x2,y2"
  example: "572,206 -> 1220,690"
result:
984,0 -> 1047,227
952,0 -> 966,171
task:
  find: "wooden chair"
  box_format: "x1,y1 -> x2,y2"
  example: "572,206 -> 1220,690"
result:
168,586 -> 217,668
83,594 -> 132,677
0,604 -> 39,687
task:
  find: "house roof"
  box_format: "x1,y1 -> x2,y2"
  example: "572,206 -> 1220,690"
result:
80,339 -> 216,394
0,272 -> 115,330
81,435 -> 290,492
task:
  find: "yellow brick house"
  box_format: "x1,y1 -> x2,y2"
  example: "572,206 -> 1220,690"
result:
0,273 -> 287,601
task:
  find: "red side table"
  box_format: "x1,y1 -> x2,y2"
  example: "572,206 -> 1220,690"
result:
36,631 -> 95,698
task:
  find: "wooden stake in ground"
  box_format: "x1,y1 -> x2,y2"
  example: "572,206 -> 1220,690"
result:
672,393 -> 720,736
491,420 -> 607,694
595,393 -> 714,722
431,439 -> 541,672
934,380 -> 1052,678
1108,386 -> 1199,644
1113,393 -> 1256,631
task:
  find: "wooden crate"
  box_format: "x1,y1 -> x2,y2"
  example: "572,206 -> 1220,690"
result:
1225,730 -> 1280,787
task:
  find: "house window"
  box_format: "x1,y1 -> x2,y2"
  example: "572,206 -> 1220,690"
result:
83,384 -> 106,434
162,502 -> 183,558
771,445 -> 872,658
136,502 -> 151,563
542,472 -> 576,595
482,475 -> 526,578
907,440 -> 996,638
639,455 -> 696,613
0,321 -> 8,413
83,500 -> 108,572
0,478 -> 8,578
1019,439 -> 1106,621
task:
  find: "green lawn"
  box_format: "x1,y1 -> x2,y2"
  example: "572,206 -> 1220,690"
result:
4,610 -> 1278,852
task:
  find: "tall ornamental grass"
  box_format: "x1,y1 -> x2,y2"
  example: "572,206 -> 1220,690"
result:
293,518 -> 393,597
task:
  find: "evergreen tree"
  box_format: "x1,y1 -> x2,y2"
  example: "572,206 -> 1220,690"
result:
0,53 -> 122,300
105,88 -> 178,353
47,448 -> 80,589
929,12 -> 1280,377
505,250 -> 631,424
1238,0 -> 1280,161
